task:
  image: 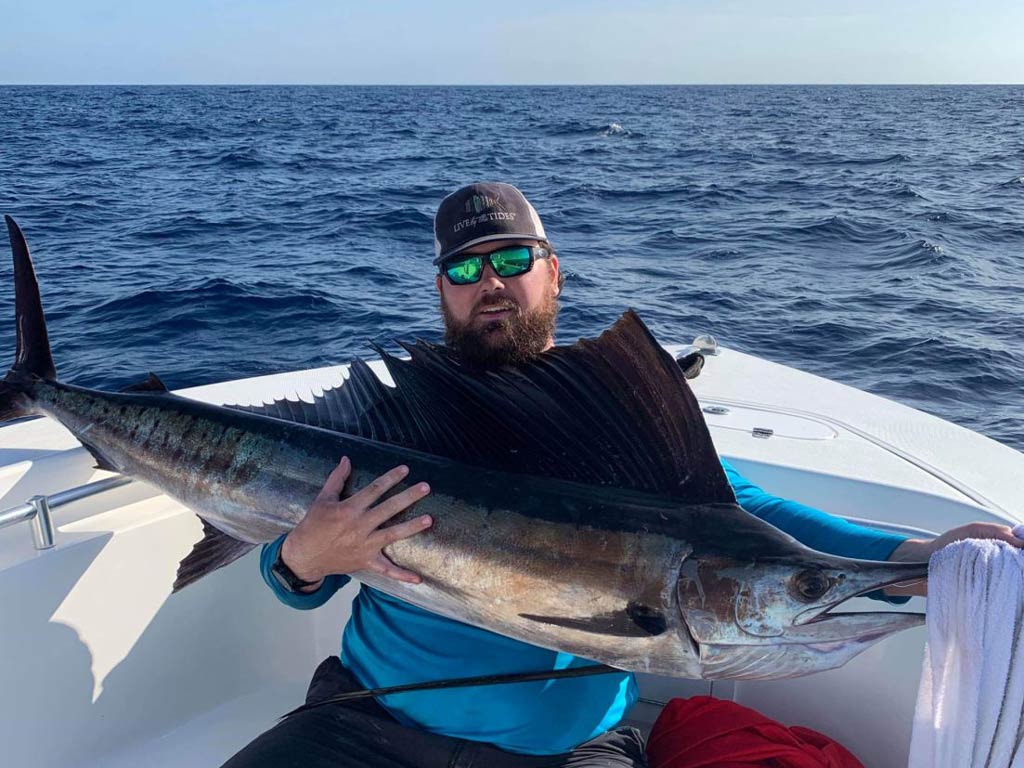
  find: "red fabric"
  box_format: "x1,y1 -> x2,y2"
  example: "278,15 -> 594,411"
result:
646,696 -> 864,768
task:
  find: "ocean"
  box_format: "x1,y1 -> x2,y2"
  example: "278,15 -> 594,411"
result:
0,85 -> 1021,451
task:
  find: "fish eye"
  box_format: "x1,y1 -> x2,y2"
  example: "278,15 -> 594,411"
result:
792,569 -> 834,602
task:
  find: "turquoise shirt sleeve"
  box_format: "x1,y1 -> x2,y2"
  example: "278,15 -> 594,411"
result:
721,459 -> 910,603
260,534 -> 350,610
721,458 -> 908,560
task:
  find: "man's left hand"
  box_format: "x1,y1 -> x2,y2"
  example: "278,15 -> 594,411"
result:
885,522 -> 1024,596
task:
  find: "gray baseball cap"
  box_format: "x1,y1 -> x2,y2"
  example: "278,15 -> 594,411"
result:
433,182 -> 548,265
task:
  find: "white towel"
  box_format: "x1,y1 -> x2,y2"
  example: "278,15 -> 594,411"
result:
908,539 -> 1024,768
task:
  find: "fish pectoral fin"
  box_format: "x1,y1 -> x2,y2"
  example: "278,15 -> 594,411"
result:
78,436 -> 119,472
173,518 -> 256,592
119,372 -> 169,393
520,602 -> 667,637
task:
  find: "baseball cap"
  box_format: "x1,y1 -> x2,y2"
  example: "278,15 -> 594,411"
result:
433,182 -> 547,265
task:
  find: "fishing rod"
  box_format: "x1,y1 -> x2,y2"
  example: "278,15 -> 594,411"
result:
281,663 -> 619,720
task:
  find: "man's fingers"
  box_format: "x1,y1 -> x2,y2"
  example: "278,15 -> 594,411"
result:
941,522 -> 1024,549
350,464 -> 410,507
370,553 -> 422,584
316,457 -> 352,501
371,512 -> 433,548
366,482 -> 432,529
992,526 -> 1024,548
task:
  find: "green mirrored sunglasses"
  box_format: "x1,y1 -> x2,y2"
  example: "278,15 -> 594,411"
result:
441,245 -> 549,286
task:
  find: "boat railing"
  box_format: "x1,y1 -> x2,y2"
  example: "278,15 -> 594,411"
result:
0,476 -> 133,549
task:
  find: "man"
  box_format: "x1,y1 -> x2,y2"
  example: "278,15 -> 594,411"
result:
224,182 -> 1022,767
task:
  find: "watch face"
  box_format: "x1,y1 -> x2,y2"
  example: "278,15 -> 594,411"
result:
272,551 -> 315,592
271,560 -> 297,592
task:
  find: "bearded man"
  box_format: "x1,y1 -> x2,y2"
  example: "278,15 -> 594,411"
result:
222,183 -> 1020,768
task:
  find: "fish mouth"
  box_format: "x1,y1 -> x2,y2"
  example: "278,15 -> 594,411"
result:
782,609 -> 924,643
694,609 -> 926,680
791,560 -> 928,629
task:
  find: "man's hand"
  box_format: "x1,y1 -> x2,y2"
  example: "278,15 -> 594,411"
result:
886,522 -> 1024,597
280,456 -> 433,592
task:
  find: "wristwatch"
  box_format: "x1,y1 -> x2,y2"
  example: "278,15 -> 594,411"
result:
270,547 -> 321,593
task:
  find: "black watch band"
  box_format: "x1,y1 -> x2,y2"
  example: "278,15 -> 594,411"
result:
271,548 -> 320,593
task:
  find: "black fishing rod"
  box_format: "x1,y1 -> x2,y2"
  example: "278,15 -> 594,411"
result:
281,663 -> 619,720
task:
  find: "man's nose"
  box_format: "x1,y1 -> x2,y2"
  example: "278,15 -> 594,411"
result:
479,262 -> 506,291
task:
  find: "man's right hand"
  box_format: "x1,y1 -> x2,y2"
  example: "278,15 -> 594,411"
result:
280,456 -> 433,592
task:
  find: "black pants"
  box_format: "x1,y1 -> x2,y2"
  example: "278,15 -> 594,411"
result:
223,656 -> 647,768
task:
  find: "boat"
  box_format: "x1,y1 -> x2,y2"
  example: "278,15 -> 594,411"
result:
1,335 -> 1021,768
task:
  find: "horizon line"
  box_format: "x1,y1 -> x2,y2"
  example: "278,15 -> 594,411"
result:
2,82 -> 1023,88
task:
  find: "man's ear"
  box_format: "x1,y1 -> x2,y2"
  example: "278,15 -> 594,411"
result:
435,274 -> 443,296
549,254 -> 560,295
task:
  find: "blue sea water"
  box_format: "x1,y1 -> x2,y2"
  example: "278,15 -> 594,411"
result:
0,85 -> 1021,451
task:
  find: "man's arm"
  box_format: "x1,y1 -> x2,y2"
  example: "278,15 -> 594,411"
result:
721,458 -> 1024,598
721,459 -> 908,561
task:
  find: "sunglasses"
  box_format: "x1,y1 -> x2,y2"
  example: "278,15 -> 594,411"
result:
441,245 -> 550,286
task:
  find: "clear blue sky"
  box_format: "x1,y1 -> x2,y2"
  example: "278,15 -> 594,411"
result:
2,0 -> 1022,85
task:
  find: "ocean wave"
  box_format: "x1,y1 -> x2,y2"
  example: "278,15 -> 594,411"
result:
841,152 -> 912,166
639,229 -> 715,248
785,150 -> 911,167
188,146 -> 264,169
686,184 -> 746,205
351,207 -> 434,229
889,182 -> 928,200
693,247 -> 746,261
544,120 -> 639,138
50,153 -> 105,169
131,214 -> 261,241
601,122 -> 630,137
881,239 -> 957,270
784,215 -> 899,245
86,278 -> 340,324
918,210 -> 956,223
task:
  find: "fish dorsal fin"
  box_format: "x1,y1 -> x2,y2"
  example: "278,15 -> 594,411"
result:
232,311 -> 734,504
387,310 -> 734,502
120,372 -> 168,393
225,358 -> 443,447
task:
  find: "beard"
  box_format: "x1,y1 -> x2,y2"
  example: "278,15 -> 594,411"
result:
441,291 -> 559,371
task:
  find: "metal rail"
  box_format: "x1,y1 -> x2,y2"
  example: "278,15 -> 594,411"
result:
0,476 -> 133,549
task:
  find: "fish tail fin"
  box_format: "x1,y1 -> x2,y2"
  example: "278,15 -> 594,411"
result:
1,216 -> 56,421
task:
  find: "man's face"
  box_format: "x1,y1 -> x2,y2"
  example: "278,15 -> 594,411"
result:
436,239 -> 561,370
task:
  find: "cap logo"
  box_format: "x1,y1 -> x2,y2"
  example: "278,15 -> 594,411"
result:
465,194 -> 498,214
453,194 -> 516,233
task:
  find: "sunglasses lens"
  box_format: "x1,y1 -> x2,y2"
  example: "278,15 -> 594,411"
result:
490,247 -> 533,278
445,256 -> 483,285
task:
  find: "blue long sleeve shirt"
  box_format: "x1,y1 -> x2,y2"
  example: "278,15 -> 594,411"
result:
260,458 -> 909,755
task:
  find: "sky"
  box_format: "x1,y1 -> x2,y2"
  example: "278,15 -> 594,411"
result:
1,0 -> 1022,85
